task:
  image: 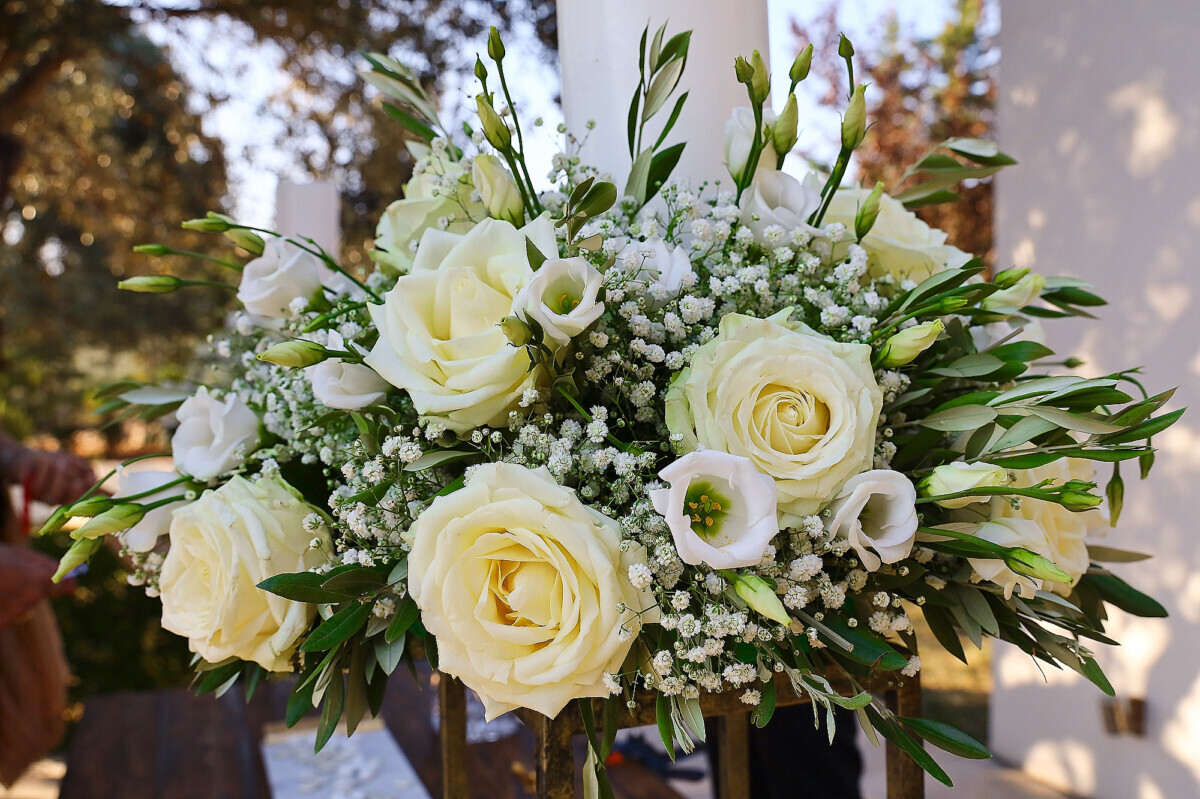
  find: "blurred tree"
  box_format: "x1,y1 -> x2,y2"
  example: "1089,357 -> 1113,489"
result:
794,0 -> 999,265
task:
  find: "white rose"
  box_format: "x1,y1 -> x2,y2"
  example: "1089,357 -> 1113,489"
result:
921,462 -> 1011,509
989,458 -> 1098,595
825,470 -> 918,571
112,468 -> 188,553
364,217 -> 557,433
724,106 -> 778,184
666,312 -> 882,525
372,149 -> 484,273
305,331 -> 389,410
649,450 -> 779,569
472,154 -> 524,226
513,257 -> 605,347
739,171 -> 822,242
407,462 -> 657,720
825,188 -> 971,282
237,237 -> 324,318
171,387 -> 259,480
159,476 -> 331,671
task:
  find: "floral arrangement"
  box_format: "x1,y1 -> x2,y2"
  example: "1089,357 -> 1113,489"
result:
47,25 -> 1179,791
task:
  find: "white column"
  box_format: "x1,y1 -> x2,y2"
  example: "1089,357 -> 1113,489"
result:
994,3 -> 1200,798
557,0 -> 769,188
274,179 -> 341,259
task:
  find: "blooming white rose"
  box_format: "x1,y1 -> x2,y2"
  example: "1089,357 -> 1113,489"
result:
981,271 -> 1046,312
921,462 -> 1011,509
407,462 -> 657,720
236,237 -> 324,318
513,257 -> 605,347
172,387 -> 259,480
364,217 -> 556,433
112,468 -> 188,553
305,331 -> 389,410
372,147 -> 484,272
825,470 -> 918,571
825,188 -> 971,282
990,458 -> 1098,595
739,171 -> 822,242
472,154 -> 524,226
159,476 -> 330,671
665,312 -> 882,525
649,450 -> 779,569
725,106 -> 778,183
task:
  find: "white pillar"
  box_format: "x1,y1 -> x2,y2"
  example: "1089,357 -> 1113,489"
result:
557,0 -> 769,188
274,179 -> 341,259
994,3 -> 1200,798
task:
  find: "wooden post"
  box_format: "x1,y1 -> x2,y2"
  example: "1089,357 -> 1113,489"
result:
885,678 -> 925,799
534,712 -> 575,799
437,675 -> 469,799
715,711 -> 752,799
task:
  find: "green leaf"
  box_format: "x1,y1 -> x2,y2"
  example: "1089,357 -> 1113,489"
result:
656,693 -> 676,760
989,341 -> 1054,363
652,91 -> 689,150
818,617 -> 908,670
958,586 -> 999,636
321,566 -> 386,596
647,21 -> 667,72
899,717 -> 991,759
943,137 -> 1017,166
387,559 -> 409,585
987,451 -> 1064,469
526,237 -> 548,270
865,706 -> 953,787
625,148 -> 653,205
929,353 -> 1006,378
626,83 -> 640,158
1086,544 -> 1149,563
1100,408 -> 1185,446
258,572 -> 351,604
901,189 -> 961,209
1087,574 -> 1168,618
990,376 -> 1084,405
403,449 -> 475,472
315,669 -> 345,753
657,31 -> 692,67
577,182 -> 618,218
923,606 -> 966,664
302,601 -> 374,652
1029,407 -> 1122,435
345,644 -> 369,736
751,679 -> 777,728
647,142 -> 686,198
385,595 -> 421,643
194,660 -> 241,694
921,404 -> 998,432
643,57 -> 685,121
375,634 -> 406,676
989,415 -> 1060,453
286,669 -> 318,727
381,102 -> 436,140
243,664 -> 264,703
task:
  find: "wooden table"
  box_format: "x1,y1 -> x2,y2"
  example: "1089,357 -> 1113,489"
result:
58,667 -> 684,799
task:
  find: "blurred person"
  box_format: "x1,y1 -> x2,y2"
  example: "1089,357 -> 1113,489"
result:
0,430 -> 93,787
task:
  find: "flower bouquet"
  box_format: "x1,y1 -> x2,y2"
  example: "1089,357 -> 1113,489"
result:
48,24 -> 1180,792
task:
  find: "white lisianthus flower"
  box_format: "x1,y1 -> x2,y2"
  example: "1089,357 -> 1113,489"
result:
372,145 -> 484,272
364,217 -> 556,433
236,237 -> 324,318
159,476 -> 331,671
112,468 -> 188,553
921,462 -> 1011,509
981,271 -> 1047,312
825,188 -> 971,282
724,106 -> 778,184
989,458 -> 1098,595
739,171 -> 822,243
649,450 -> 779,569
304,331 -> 389,410
824,470 -> 918,571
665,312 -> 882,525
472,153 -> 524,226
620,237 -> 695,299
513,256 -> 605,347
406,462 -> 658,720
171,387 -> 259,480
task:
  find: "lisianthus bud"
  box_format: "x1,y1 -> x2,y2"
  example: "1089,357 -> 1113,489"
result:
749,50 -> 770,104
841,84 -> 867,150
879,319 -> 944,367
73,504 -> 145,540
487,26 -> 505,60
728,572 -> 790,625
472,154 -> 524,225
734,56 -> 755,85
476,94 -> 511,150
982,271 -> 1046,312
118,275 -> 183,294
838,33 -> 855,60
790,44 -> 813,84
773,94 -> 799,158
1006,547 -> 1073,585
854,181 -> 885,242
224,228 -> 264,256
37,506 -> 68,537
133,243 -> 170,256
474,56 -> 488,83
499,315 -> 534,347
934,296 -> 970,313
1059,480 -> 1102,511
992,267 -> 1030,289
181,212 -> 234,232
920,461 -> 1009,508
258,340 -> 329,368
65,496 -> 114,518
53,538 -> 102,583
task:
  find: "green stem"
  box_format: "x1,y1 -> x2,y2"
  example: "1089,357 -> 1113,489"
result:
493,60 -> 542,215
736,101 -> 766,203
116,476 -> 193,502
554,386 -> 644,455
183,279 -> 237,290
809,146 -> 852,228
166,249 -> 243,271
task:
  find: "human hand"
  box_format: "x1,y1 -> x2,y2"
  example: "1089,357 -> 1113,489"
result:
1,448 -> 95,507
0,545 -> 76,629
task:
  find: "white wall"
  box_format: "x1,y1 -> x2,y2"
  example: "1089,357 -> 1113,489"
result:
994,3 -> 1200,797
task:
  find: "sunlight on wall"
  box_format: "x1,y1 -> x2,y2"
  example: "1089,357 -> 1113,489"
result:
1109,79 -> 1181,177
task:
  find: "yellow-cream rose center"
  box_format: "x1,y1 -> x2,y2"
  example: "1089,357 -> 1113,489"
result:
444,267 -> 512,340
753,383 -> 831,456
487,550 -> 563,629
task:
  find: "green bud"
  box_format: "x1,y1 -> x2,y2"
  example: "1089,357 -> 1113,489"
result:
499,315 -> 534,347
474,56 -> 488,84
72,504 -> 145,540
854,181 -> 885,241
257,340 -> 329,368
224,228 -> 264,256
991,267 -> 1030,289
133,243 -> 170,256
118,275 -> 184,294
749,49 -> 770,104
65,496 -> 115,519
729,572 -> 790,626
838,33 -> 855,59
181,212 -> 234,232
1059,480 -> 1103,512
934,296 -> 970,313
772,94 -> 799,157
53,537 -> 102,583
472,154 -> 525,226
476,94 -> 511,150
1063,357 -> 1085,369
487,26 -> 505,61
1006,547 -> 1073,585
841,84 -> 867,150
790,44 -> 813,84
879,319 -> 945,368
36,506 -> 69,537
734,56 -> 755,85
